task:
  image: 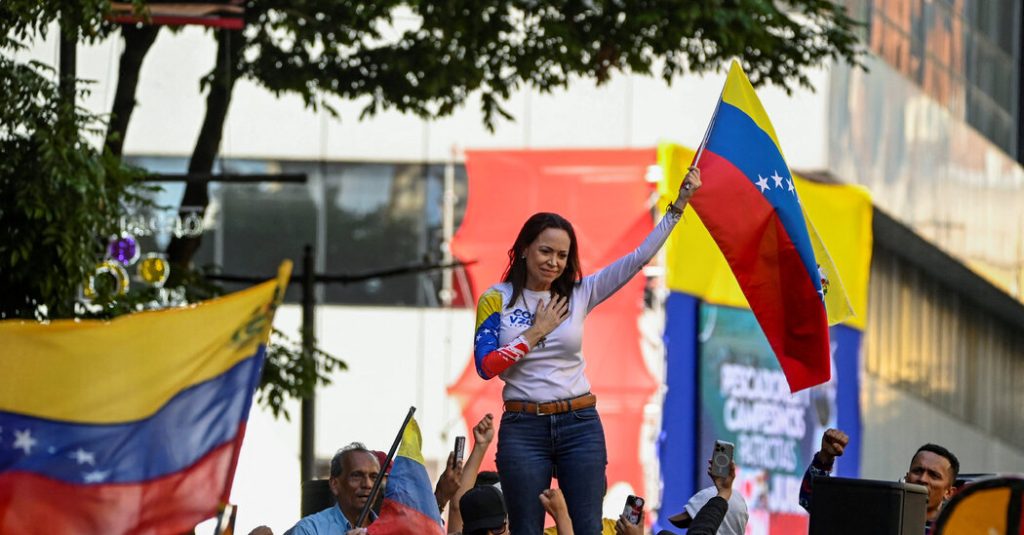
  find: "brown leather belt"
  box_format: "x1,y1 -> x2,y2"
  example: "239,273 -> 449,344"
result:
503,393 -> 597,416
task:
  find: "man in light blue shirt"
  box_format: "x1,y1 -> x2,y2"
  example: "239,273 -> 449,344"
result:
285,443 -> 381,535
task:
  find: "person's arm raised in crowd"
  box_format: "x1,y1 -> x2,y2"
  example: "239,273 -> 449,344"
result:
434,450 -> 463,516
799,428 -> 849,512
687,459 -> 737,535
540,488 -> 574,535
447,414 -> 496,534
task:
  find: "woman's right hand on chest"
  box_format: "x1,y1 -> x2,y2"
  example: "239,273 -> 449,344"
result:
527,294 -> 570,341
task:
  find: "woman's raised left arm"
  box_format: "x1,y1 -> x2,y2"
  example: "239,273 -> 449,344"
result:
583,167 -> 701,310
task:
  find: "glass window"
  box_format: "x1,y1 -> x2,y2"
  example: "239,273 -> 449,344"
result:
867,247 -> 1024,445
854,0 -> 1021,160
129,157 -> 469,307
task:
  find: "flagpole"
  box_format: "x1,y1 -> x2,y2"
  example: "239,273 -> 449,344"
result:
691,95 -> 722,168
356,406 -> 416,527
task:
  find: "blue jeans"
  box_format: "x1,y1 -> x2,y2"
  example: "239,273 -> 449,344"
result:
495,406 -> 607,535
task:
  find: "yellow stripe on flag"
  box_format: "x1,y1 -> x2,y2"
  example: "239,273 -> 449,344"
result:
720,60 -> 786,159
0,262 -> 291,423
397,417 -> 427,466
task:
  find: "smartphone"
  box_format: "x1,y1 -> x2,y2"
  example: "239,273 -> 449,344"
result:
621,495 -> 644,525
711,440 -> 735,478
454,436 -> 466,464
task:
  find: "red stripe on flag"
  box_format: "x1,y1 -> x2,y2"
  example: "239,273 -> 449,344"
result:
0,431 -> 243,535
692,150 -> 830,391
368,499 -> 445,535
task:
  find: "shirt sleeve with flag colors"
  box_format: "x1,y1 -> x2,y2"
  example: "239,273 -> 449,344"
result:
0,262 -> 291,535
473,288 -> 531,379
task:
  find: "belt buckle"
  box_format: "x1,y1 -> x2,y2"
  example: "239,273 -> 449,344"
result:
535,402 -> 553,416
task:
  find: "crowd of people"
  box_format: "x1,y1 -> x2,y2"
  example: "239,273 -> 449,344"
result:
247,411 -> 752,535
242,420 -> 959,535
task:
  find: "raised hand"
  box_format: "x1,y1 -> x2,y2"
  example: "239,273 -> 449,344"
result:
434,450 -> 463,510
671,166 -> 703,210
819,428 -> 849,465
540,488 -> 575,535
706,459 -> 737,500
614,511 -> 644,535
473,413 -> 495,446
539,488 -> 569,518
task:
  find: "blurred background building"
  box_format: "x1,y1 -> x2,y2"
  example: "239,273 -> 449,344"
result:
17,0 -> 1024,532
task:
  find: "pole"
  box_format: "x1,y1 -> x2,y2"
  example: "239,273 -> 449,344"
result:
439,145 -> 457,307
300,244 -> 316,483
691,95 -> 721,167
356,406 -> 417,527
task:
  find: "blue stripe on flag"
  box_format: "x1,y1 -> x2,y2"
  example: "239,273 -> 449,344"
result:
0,349 -> 263,485
705,102 -> 821,291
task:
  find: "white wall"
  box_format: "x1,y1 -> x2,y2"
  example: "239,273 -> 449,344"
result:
859,374 -> 1024,481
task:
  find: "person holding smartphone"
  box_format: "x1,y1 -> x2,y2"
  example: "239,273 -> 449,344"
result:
471,168 -> 702,535
666,458 -> 745,535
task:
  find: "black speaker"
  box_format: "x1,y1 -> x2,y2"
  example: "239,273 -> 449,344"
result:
809,476 -> 928,535
301,479 -> 335,517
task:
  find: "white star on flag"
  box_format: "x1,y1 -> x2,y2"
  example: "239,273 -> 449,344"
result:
70,448 -> 96,465
13,429 -> 37,455
787,179 -> 795,194
83,470 -> 111,483
756,174 -> 770,192
771,171 -> 784,189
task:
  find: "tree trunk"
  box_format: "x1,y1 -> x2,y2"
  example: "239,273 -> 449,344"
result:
105,24 -> 161,157
167,29 -> 242,275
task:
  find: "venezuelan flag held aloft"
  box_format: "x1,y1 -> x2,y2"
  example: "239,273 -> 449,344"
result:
368,417 -> 445,535
688,60 -> 845,393
0,262 -> 291,534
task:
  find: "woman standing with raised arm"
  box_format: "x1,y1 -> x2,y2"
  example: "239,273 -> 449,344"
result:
471,167 -> 701,534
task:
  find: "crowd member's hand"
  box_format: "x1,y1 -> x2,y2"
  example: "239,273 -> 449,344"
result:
473,413 -> 495,446
706,459 -> 737,501
434,450 -> 463,510
614,510 -> 644,535
540,488 -> 574,534
247,527 -> 273,535
345,529 -> 368,535
819,428 -> 849,466
672,166 -> 702,209
539,488 -> 569,518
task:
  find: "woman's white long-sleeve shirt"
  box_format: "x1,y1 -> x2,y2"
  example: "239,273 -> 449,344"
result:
472,211 -> 681,402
